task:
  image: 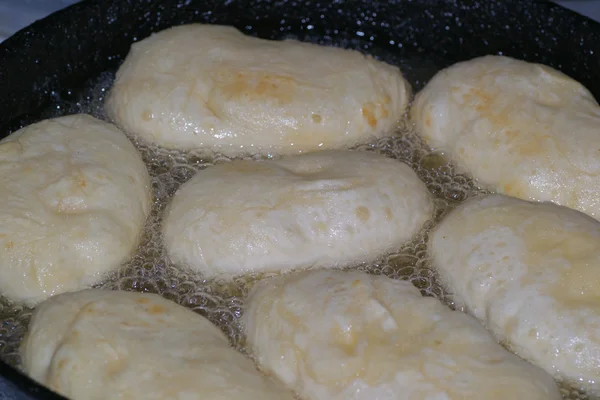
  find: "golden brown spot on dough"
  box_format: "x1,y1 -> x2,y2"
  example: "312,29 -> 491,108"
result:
79,179 -> 86,188
504,130 -> 519,138
57,359 -> 68,371
5,241 -> 14,249
261,369 -> 273,377
382,94 -> 391,105
361,104 -> 378,128
424,113 -> 432,128
351,279 -> 362,288
331,324 -> 359,356
465,87 -> 493,112
217,71 -> 295,104
142,110 -> 153,121
356,206 -> 370,222
107,358 -> 126,378
149,304 -> 166,314
137,297 -> 151,304
502,182 -> 525,197
513,215 -> 600,308
205,100 -> 220,119
502,131 -> 551,157
384,207 -> 393,220
311,114 -> 322,123
433,339 -> 442,346
121,320 -> 152,328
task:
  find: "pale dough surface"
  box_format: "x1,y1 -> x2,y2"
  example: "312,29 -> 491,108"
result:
162,150 -> 433,277
106,24 -> 410,156
429,194 -> 600,395
21,289 -> 295,400
242,269 -> 561,400
410,55 -> 600,220
0,115 -> 151,306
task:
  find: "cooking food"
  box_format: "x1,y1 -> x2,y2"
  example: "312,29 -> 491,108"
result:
21,289 -> 295,400
2,1 -> 598,397
410,55 -> 600,220
242,269 -> 561,400
162,150 -> 433,278
429,194 -> 600,395
0,115 -> 151,306
105,24 -> 411,156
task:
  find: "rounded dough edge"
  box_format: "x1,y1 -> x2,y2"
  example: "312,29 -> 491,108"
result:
409,55 -> 600,220
162,150 -> 433,278
0,114 -> 152,305
21,289 -> 295,400
241,269 -> 561,400
105,23 -> 411,156
428,193 -> 600,394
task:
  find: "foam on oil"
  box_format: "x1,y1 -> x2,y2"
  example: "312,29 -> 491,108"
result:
0,71 -> 592,400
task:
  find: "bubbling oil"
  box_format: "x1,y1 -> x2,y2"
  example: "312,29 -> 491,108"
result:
0,72 -> 592,400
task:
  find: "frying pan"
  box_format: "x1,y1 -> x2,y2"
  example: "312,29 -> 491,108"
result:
0,0 -> 599,398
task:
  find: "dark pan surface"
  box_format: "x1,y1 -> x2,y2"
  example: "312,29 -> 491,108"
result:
0,0 -> 599,399
1,0 -> 600,135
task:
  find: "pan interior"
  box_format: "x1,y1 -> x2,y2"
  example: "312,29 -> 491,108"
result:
0,1 -> 599,399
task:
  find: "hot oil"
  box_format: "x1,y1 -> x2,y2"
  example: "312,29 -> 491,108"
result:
0,71 -> 592,400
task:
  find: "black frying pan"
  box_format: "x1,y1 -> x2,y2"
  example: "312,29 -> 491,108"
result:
0,0 -> 599,399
